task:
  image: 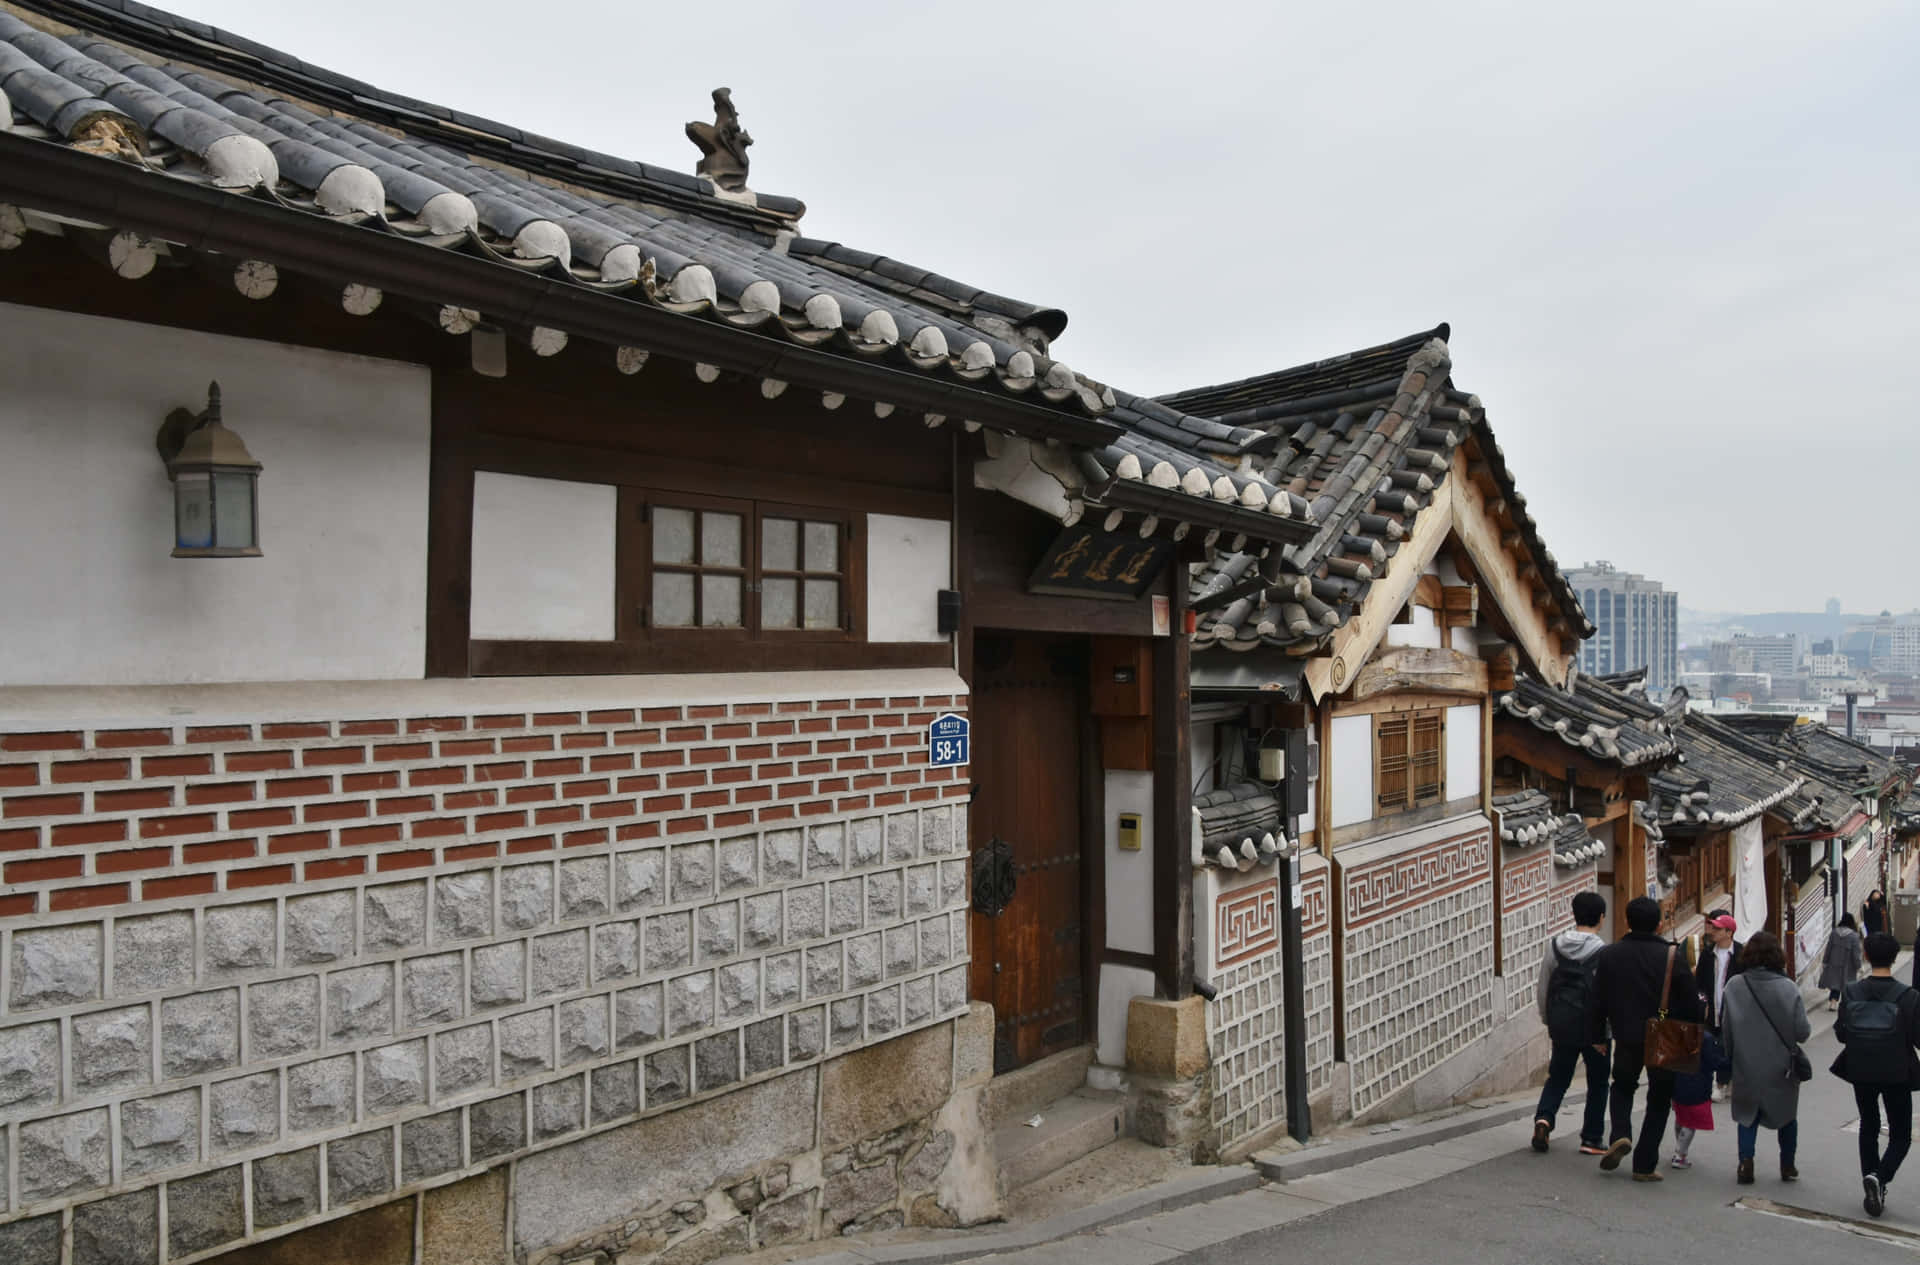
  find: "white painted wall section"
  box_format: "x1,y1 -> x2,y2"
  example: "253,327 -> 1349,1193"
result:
1330,714 -> 1374,827
1096,963 -> 1157,1067
1104,770 -> 1154,954
470,473 -> 616,641
1445,703 -> 1482,803
865,514 -> 950,643
1384,601 -> 1444,649
0,302 -> 429,684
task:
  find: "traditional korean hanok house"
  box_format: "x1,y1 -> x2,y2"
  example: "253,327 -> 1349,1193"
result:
1143,325 -> 1599,1150
0,3 -> 1316,1261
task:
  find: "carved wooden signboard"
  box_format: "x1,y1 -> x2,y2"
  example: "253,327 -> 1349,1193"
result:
1027,523 -> 1172,600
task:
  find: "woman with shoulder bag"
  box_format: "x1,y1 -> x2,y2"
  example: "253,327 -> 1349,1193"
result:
1719,932 -> 1813,1185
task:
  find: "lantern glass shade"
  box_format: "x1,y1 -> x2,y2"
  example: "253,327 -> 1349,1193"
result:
159,383 -> 263,558
175,472 -> 214,550
212,471 -> 256,551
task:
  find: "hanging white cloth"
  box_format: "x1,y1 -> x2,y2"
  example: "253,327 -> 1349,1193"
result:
1733,817 -> 1768,933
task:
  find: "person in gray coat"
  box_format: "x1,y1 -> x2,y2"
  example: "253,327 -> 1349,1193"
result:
1823,913 -> 1865,1009
1720,931 -> 1813,1184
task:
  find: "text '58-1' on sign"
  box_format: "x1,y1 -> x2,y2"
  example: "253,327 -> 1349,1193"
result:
927,712 -> 969,768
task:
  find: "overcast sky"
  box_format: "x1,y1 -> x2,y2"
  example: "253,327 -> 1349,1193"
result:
166,0 -> 1920,613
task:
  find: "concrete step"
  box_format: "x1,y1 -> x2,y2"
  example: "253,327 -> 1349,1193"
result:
994,1089 -> 1126,1195
979,1045 -> 1093,1130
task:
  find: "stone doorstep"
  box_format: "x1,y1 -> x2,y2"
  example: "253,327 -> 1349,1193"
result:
977,1046 -> 1095,1131
992,1091 -> 1126,1195
1252,1086 -> 1581,1183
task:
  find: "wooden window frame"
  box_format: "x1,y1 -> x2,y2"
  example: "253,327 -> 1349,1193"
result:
1374,708 -> 1447,816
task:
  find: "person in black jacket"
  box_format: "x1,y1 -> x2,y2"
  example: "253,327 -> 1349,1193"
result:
1693,911 -> 1745,1102
1586,896 -> 1704,1180
1833,931 -> 1920,1217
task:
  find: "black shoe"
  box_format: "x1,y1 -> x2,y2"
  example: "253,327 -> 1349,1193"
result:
1532,1120 -> 1550,1153
1737,1158 -> 1754,1185
1781,1162 -> 1799,1183
1600,1139 -> 1631,1171
1865,1174 -> 1885,1218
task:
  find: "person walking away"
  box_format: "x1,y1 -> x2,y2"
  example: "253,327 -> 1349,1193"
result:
1533,891 -> 1611,1155
1832,930 -> 1920,1217
1864,888 -> 1889,939
1824,914 -> 1865,1011
1669,1028 -> 1727,1169
1694,911 -> 1745,1102
1587,896 -> 1703,1181
1720,932 -> 1812,1184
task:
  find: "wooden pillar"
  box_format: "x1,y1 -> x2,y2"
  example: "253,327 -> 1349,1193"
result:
1152,563 -> 1193,1001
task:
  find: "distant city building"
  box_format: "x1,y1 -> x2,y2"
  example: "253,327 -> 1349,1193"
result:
1723,633 -> 1799,677
1567,561 -> 1679,693
1807,652 -> 1853,678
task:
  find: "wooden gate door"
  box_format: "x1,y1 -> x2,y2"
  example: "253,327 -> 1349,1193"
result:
968,633 -> 1087,1073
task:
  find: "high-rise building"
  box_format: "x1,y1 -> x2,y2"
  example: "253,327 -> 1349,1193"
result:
1565,561 -> 1680,694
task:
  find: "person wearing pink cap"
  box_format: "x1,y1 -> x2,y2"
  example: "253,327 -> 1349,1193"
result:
1693,911 -> 1745,1103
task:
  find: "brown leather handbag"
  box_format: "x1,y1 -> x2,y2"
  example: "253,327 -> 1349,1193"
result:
1644,944 -> 1703,1073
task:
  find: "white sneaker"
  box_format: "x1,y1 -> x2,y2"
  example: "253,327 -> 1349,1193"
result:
1711,1084 -> 1729,1103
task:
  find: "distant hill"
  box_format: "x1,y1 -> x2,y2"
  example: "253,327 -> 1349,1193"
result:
1678,608 -> 1920,647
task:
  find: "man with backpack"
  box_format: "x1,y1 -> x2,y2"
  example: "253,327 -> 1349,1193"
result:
1833,931 -> 1920,1217
1532,891 -> 1610,1154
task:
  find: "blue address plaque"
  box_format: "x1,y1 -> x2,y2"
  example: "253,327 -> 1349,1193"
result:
927,712 -> 970,768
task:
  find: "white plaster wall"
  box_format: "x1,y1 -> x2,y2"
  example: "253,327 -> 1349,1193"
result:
1445,703 -> 1482,803
1384,601 -> 1444,649
1449,625 -> 1479,654
1104,770 -> 1155,954
866,513 -> 951,642
1097,962 -> 1158,1067
470,472 -> 616,641
1330,713 -> 1374,827
0,302 -> 429,684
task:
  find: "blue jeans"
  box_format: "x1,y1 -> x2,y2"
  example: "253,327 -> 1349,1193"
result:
1738,1118 -> 1799,1164
1536,1040 -> 1610,1147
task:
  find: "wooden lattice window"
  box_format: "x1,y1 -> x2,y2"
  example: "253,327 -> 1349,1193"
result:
1376,710 -> 1446,815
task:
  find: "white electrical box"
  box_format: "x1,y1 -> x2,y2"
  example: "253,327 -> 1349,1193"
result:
1259,746 -> 1286,782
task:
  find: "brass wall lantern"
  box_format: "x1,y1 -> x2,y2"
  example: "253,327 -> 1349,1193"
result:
156,381 -> 263,558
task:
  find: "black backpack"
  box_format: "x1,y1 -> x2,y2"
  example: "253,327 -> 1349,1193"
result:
1546,942 -> 1598,1045
1842,980 -> 1912,1085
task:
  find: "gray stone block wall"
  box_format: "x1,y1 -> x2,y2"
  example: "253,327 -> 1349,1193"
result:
0,788 -> 970,1258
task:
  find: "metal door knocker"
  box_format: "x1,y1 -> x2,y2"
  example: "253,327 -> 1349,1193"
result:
972,837 -> 1017,916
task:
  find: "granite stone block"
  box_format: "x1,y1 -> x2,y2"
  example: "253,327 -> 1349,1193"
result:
204,902 -> 275,977
20,1107 -> 111,1200
828,878 -> 864,934
789,884 -> 826,940
286,890 -> 355,965
850,816 -> 883,867
806,944 -> 844,998
847,932 -> 883,988
251,1147 -> 320,1228
558,856 -> 609,920
594,919 -> 640,980
922,805 -> 954,855
248,976 -> 320,1059
326,965 -> 395,1043
830,997 -> 863,1048
718,834 -> 758,890
697,902 -> 738,960
209,1070 -> 279,1153
938,966 -> 967,1013
328,1129 -> 394,1204
940,859 -> 968,908
615,982 -> 664,1050
403,951 -> 464,1028
0,1213 -> 60,1265
0,1018 -> 61,1111
867,871 -> 902,920
717,961 -> 759,1020
903,975 -> 935,1026
532,1075 -> 584,1140
499,1008 -> 554,1080
615,847 -> 665,910
532,928 -> 588,997
161,988 -> 240,1077
435,1022 -> 495,1096
762,828 -> 803,882
11,922 -> 102,1010
668,971 -> 714,1036
671,841 -> 714,903
906,864 -> 938,915
362,1039 -> 427,1113
469,1092 -> 526,1160
695,1030 -> 739,1091
364,882 -> 427,952
501,863 -> 554,931
808,822 -> 845,873
764,952 -> 801,1006
789,1008 -> 824,1062
919,917 -> 951,967
401,1110 -> 463,1183
286,1054 -> 355,1133
745,1017 -> 784,1076
121,1087 -> 201,1176
645,910 -> 693,972
113,912 -> 194,995
471,940 -> 526,1010
886,811 -> 918,863
644,1045 -> 689,1105
867,984 -> 901,1036
168,1165 -> 244,1258
435,871 -> 494,941
590,1060 -> 639,1124
73,1188 -> 158,1265
885,926 -> 918,978
743,893 -> 783,948
559,996 -> 609,1066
